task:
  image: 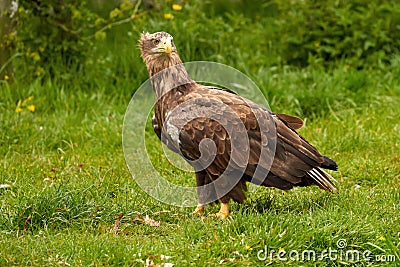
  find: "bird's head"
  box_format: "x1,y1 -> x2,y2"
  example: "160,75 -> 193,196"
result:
139,32 -> 179,62
139,31 -> 189,83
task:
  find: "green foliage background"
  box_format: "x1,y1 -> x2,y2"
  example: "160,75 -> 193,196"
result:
274,0 -> 400,67
0,1 -> 399,266
3,0 -> 400,83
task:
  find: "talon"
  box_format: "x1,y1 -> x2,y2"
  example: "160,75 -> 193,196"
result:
193,204 -> 204,216
213,202 -> 230,220
215,211 -> 230,220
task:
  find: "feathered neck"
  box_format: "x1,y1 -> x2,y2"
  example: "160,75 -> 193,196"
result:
143,53 -> 194,99
142,52 -> 182,77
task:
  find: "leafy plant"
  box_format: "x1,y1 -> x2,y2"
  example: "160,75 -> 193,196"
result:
274,0 -> 400,67
6,0 -> 140,81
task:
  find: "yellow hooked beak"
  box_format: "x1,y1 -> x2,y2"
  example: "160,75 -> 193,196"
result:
158,38 -> 172,55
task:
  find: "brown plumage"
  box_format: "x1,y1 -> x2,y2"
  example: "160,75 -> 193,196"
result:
139,32 -> 338,219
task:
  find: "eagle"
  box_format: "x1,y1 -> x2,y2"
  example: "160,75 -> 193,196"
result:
139,32 -> 338,219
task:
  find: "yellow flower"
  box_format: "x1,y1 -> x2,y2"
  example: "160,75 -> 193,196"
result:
378,236 -> 386,241
172,4 -> 182,11
16,99 -> 22,112
27,105 -> 35,112
245,245 -> 253,251
164,13 -> 174,19
4,75 -> 9,80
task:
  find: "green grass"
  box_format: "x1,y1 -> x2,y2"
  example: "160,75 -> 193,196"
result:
1,1 -> 400,265
1,64 -> 399,266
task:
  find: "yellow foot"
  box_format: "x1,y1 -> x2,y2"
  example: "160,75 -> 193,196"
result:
193,205 -> 204,216
214,211 -> 230,220
212,202 -> 230,220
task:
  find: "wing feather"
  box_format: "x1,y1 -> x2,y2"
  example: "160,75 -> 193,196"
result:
155,83 -> 337,204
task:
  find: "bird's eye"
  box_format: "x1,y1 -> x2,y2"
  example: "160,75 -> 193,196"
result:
153,39 -> 160,45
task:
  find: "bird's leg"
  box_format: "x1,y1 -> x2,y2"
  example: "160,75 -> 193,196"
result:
194,171 -> 207,217
215,202 -> 230,220
193,203 -> 205,216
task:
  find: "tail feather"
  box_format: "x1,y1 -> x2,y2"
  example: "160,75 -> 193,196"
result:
321,156 -> 338,171
308,168 -> 338,193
